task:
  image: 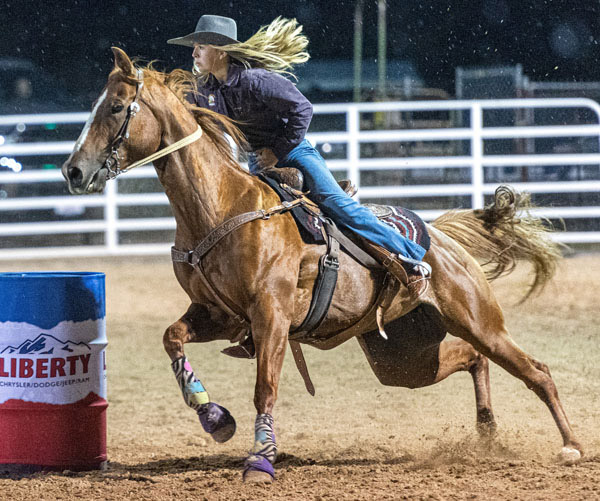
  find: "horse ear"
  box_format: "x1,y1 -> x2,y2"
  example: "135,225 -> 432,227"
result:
111,47 -> 134,76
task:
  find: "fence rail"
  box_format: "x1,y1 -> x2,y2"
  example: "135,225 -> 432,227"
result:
1,98 -> 600,260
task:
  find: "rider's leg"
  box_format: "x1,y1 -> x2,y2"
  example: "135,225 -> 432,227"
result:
280,140 -> 430,283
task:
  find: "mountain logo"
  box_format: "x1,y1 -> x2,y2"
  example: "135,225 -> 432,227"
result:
0,333 -> 91,355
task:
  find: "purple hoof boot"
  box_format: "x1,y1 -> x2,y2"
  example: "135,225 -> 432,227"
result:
243,454 -> 275,481
197,403 -> 236,443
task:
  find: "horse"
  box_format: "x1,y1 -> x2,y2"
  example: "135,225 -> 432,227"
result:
62,48 -> 582,482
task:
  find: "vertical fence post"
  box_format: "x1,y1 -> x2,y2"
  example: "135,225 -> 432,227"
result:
470,102 -> 484,209
104,178 -> 118,253
347,105 -> 361,202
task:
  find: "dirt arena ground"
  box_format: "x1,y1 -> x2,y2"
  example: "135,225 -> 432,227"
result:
0,253 -> 599,500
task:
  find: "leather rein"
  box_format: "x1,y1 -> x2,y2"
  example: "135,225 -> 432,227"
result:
103,68 -> 203,180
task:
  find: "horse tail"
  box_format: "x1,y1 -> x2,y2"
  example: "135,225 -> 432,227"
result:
432,185 -> 564,299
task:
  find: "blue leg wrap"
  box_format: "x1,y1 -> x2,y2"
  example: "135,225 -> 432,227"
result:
171,356 -> 209,411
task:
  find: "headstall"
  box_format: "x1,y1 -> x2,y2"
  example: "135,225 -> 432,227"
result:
102,68 -> 203,179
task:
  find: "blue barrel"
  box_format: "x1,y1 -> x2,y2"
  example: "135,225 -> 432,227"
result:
0,272 -> 107,470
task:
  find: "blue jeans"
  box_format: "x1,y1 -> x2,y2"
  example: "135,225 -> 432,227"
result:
249,140 -> 426,261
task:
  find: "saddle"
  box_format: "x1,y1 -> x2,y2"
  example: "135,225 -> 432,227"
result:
258,167 -> 430,250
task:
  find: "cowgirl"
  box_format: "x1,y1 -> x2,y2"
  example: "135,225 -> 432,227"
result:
168,15 -> 430,289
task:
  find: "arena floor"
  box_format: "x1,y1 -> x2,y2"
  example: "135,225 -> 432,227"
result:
0,253 -> 599,500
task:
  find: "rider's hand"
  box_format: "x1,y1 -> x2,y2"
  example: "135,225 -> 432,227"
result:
255,148 -> 278,169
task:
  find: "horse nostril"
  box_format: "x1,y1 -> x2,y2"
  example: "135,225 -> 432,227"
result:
68,166 -> 84,188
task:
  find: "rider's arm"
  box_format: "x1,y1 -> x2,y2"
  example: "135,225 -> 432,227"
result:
253,71 -> 313,161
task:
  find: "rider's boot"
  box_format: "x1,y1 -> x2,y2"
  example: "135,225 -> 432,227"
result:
364,243 -> 431,297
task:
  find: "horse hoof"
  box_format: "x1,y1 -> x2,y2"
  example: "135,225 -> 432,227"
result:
476,419 -> 497,439
243,455 -> 275,484
243,470 -> 274,484
198,403 -> 236,443
559,447 -> 581,465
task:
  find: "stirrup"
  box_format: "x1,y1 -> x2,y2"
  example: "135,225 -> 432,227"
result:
388,253 -> 431,298
411,260 -> 432,279
394,253 -> 431,276
403,259 -> 431,299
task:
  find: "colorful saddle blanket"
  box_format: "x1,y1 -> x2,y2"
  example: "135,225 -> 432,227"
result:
363,204 -> 431,252
260,175 -> 430,253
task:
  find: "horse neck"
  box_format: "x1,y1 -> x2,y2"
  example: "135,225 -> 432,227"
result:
149,89 -> 263,244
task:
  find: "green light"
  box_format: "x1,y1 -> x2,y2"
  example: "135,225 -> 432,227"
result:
42,164 -> 57,169
44,123 -> 57,130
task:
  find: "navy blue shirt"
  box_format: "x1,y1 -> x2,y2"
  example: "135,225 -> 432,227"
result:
187,64 -> 313,160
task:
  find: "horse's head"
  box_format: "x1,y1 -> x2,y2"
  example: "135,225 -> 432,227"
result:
62,48 -> 162,194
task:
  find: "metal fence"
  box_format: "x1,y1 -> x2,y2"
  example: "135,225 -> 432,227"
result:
1,98 -> 600,260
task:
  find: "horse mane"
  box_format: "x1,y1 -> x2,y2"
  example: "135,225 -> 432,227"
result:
134,62 -> 250,172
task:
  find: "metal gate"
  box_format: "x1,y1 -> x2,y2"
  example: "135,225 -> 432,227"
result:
1,98 -> 600,260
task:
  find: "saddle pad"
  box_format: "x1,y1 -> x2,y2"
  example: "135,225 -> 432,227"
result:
259,174 -> 325,244
364,204 -> 431,252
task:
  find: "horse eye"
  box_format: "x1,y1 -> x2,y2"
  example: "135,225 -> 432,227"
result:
111,103 -> 124,114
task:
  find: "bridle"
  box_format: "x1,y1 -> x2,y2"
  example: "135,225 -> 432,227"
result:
103,69 -> 144,179
103,68 -> 203,180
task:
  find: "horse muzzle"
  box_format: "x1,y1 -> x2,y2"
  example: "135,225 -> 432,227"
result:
62,162 -> 107,195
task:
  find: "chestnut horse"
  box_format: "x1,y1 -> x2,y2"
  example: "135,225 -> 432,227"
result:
62,48 -> 582,482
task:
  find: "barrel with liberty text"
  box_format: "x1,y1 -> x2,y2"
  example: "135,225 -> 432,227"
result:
0,272 -> 107,471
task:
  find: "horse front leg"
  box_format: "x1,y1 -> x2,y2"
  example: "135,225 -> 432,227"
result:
163,303 -> 240,443
243,296 -> 291,484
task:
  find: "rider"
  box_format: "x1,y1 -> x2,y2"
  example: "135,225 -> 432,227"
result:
167,15 -> 431,289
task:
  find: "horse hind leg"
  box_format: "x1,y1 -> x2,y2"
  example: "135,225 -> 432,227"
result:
436,339 -> 497,437
463,325 -> 582,462
429,248 -> 583,461
163,303 -> 238,443
467,350 -> 496,437
358,318 -> 497,438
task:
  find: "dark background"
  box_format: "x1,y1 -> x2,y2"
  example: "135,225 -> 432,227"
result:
2,0 -> 600,107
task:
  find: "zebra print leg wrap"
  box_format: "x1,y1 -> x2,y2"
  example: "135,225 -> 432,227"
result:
244,414 -> 277,479
171,356 -> 236,443
171,356 -> 210,411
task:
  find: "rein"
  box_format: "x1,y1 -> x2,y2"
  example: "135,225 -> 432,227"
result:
116,126 -> 203,176
103,69 -> 203,179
